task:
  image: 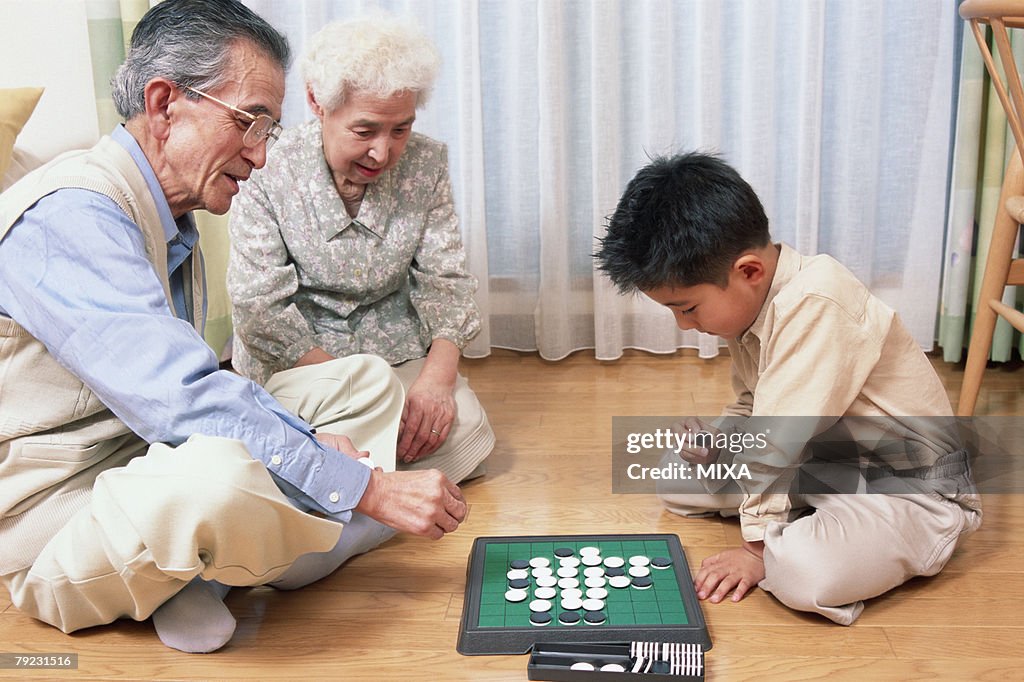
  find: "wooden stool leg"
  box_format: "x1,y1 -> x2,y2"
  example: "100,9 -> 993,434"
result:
958,150 -> 1024,415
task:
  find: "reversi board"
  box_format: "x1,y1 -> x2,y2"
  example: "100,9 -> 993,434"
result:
457,534 -> 712,655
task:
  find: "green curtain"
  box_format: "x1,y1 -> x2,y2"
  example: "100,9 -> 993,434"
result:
83,0 -> 234,358
940,26 -> 1024,363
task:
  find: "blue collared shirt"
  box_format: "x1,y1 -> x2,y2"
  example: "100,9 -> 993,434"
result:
0,125 -> 369,520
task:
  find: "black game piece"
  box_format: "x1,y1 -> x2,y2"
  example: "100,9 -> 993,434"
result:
652,556 -> 673,569
583,611 -> 606,625
508,578 -> 530,589
605,566 -> 626,577
530,612 -> 552,626
651,658 -> 671,673
510,559 -> 530,569
554,547 -> 575,558
558,611 -> 581,625
632,576 -> 653,589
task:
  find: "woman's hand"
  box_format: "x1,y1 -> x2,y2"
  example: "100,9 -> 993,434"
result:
397,339 -> 462,464
293,346 -> 335,368
398,376 -> 456,463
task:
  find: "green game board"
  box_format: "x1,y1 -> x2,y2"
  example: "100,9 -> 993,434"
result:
457,534 -> 711,656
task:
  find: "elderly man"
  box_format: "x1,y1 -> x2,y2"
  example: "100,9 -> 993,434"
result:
0,0 -> 466,654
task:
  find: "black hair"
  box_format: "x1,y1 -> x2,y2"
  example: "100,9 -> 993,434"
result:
112,0 -> 290,119
594,152 -> 770,292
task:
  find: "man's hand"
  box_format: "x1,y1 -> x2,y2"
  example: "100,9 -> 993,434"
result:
398,376 -> 456,464
693,541 -> 765,603
354,468 -> 466,540
315,433 -> 367,461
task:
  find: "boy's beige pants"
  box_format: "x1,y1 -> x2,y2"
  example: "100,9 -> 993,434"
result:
659,486 -> 982,624
1,355 -> 404,633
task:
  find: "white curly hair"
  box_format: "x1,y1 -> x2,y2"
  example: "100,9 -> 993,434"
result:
301,14 -> 440,112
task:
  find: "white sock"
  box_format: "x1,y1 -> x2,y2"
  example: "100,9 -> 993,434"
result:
152,577 -> 235,653
270,512 -> 396,590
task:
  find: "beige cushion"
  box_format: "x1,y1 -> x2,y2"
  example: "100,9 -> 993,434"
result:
0,87 -> 44,179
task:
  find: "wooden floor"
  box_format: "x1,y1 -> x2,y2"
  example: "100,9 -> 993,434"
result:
1,349 -> 1022,681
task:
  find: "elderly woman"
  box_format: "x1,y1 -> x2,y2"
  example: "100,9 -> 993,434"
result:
227,16 -> 493,484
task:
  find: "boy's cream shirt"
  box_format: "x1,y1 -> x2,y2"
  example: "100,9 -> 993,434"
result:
724,243 -> 977,541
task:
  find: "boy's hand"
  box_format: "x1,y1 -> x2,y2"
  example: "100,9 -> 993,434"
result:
670,417 -> 720,466
694,541 -> 765,603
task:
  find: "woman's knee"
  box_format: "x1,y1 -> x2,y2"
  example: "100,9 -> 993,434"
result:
328,354 -> 401,395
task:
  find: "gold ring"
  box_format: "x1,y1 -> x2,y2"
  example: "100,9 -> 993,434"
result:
431,429 -> 442,436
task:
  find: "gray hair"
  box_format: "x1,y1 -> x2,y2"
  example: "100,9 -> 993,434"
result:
301,14 -> 440,112
111,0 -> 290,120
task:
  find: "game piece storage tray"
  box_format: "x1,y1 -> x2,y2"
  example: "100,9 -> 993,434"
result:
528,642 -> 705,682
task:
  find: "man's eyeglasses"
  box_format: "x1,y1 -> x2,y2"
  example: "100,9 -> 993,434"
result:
182,85 -> 282,151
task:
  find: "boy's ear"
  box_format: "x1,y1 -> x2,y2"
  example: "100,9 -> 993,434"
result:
733,253 -> 767,286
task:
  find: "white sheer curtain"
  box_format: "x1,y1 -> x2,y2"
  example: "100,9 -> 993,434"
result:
245,0 -> 957,361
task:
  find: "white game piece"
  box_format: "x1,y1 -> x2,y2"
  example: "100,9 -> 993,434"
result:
601,664 -> 626,672
584,576 -> 607,589
560,597 -> 584,611
583,566 -> 605,578
529,599 -> 552,613
582,598 -> 605,611
536,575 -> 558,588
558,577 -> 580,589
581,554 -> 603,567
629,565 -> 651,578
603,556 -> 625,568
559,556 -> 581,569
557,566 -> 578,578
579,546 -> 601,557
629,555 -> 651,567
570,662 -> 595,671
531,566 -> 554,579
560,588 -> 583,600
586,587 -> 609,600
506,569 -> 529,580
608,575 -> 631,588
529,556 -> 550,569
535,586 -> 557,600
504,588 -> 527,602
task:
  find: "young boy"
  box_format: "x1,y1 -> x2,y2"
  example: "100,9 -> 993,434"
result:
594,152 -> 981,625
